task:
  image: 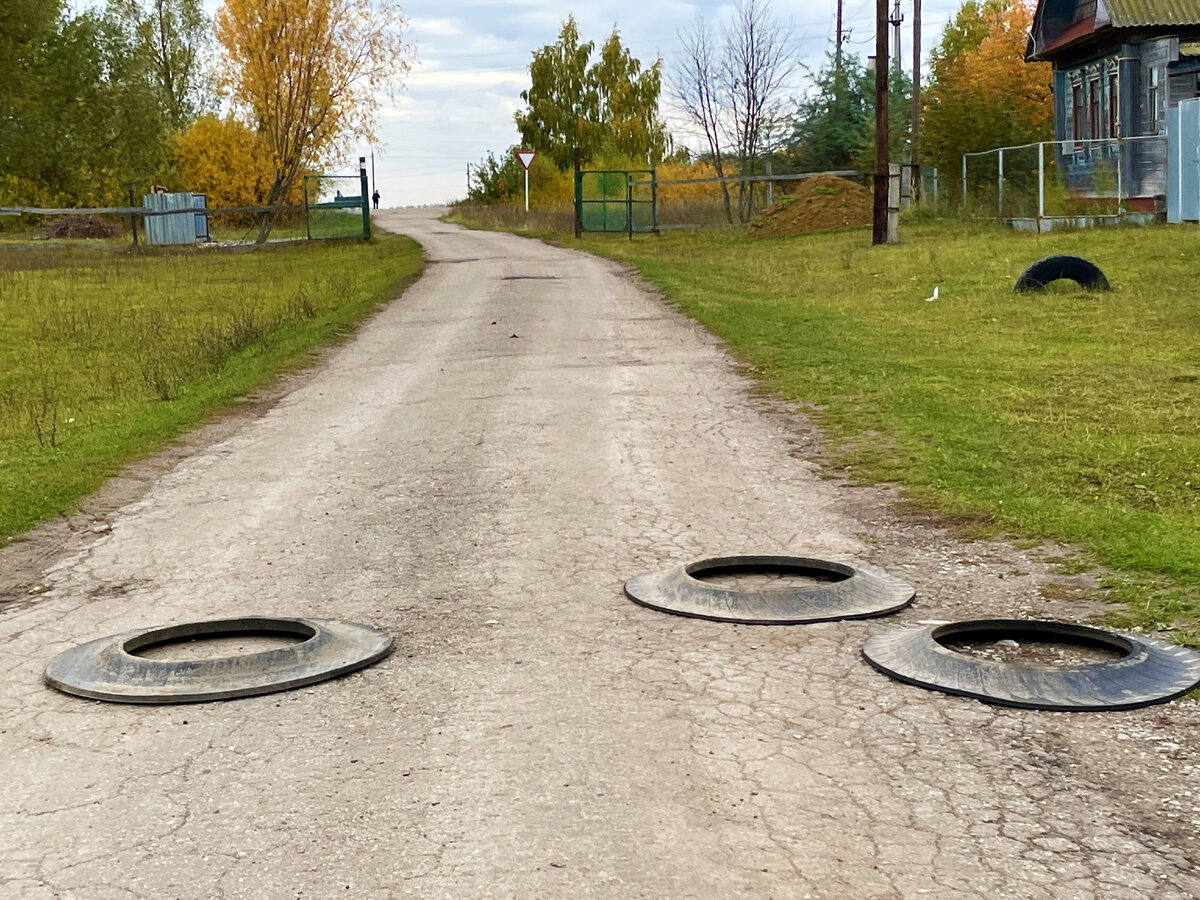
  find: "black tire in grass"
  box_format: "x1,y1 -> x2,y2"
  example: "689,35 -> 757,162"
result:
1014,255 -> 1110,292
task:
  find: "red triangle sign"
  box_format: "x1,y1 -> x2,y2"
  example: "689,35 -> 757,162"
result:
515,149 -> 536,170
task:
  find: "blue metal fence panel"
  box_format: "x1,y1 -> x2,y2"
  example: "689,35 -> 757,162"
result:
1168,106 -> 1180,222
192,194 -> 209,240
1167,97 -> 1200,222
1183,99 -> 1200,222
143,192 -> 198,245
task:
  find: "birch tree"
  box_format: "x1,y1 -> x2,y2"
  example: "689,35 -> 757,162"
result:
514,17 -> 667,169
722,0 -> 800,219
1,2 -> 176,206
215,0 -> 412,242
672,0 -> 800,222
106,0 -> 212,128
674,19 -> 733,222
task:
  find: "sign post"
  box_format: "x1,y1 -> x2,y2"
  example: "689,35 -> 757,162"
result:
515,149 -> 536,212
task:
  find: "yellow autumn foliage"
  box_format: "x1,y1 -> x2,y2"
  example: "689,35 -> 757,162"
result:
655,160 -> 721,199
214,0 -> 410,194
922,0 -> 1053,188
171,115 -> 303,221
528,155 -> 574,207
958,2 -> 1052,134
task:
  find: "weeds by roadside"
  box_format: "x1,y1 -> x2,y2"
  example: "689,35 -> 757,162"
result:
447,203 -> 574,234
0,236 -> 422,541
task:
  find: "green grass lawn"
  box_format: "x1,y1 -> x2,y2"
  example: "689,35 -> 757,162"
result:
496,214 -> 1198,642
0,234 -> 423,543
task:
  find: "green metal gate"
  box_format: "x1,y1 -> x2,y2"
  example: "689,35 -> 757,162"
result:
304,173 -> 371,240
573,168 -> 656,238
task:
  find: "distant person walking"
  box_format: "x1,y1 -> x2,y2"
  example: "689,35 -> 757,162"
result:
372,189 -> 380,210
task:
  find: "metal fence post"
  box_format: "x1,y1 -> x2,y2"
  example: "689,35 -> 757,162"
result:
887,163 -> 900,244
1038,142 -> 1045,223
998,148 -> 1005,217
1116,137 -> 1123,215
359,159 -> 371,239
573,150 -> 582,239
304,176 -> 312,240
627,175 -> 633,242
651,166 -> 659,235
962,155 -> 967,208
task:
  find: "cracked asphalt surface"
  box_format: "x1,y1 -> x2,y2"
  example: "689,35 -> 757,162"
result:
2,208 -> 1198,898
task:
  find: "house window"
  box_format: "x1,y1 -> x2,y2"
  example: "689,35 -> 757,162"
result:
1073,83 -> 1085,143
1148,67 -> 1161,133
1108,72 -> 1119,138
1089,77 -> 1101,139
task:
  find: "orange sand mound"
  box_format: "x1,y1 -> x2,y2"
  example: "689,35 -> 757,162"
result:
748,174 -> 873,238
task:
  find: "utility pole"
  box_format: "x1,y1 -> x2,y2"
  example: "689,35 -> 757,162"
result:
911,0 -> 922,204
836,0 -> 844,68
873,0 -> 890,245
370,149 -> 376,197
890,0 -> 904,73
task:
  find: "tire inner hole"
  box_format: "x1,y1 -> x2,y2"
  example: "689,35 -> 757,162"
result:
938,634 -> 1129,666
691,563 -> 849,593
131,629 -> 308,661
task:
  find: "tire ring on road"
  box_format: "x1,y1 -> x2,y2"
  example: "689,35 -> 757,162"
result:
863,619 -> 1200,711
624,555 -> 915,625
45,616 -> 393,704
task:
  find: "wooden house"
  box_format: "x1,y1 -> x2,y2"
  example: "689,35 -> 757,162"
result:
1026,0 -> 1200,209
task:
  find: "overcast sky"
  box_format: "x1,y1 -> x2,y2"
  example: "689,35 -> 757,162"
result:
191,0 -> 968,206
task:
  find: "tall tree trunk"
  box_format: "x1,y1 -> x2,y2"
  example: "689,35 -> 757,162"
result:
255,176 -> 284,244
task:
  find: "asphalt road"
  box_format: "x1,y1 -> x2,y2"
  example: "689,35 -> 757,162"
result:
1,209 -> 1197,898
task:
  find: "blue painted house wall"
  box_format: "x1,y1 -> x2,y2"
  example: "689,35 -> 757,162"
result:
1028,0 -> 1200,207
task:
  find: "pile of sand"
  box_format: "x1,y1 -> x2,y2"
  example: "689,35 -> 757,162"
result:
748,174 -> 873,238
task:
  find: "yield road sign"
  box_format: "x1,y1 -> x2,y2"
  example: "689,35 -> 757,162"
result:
516,149 -> 536,170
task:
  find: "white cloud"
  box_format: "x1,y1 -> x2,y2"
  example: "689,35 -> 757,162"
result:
405,69 -> 530,90
408,17 -> 464,38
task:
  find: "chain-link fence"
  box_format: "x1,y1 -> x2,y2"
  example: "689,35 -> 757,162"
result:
962,137 -> 1166,224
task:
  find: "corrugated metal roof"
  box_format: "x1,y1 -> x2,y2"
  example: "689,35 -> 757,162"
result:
1103,0 -> 1200,26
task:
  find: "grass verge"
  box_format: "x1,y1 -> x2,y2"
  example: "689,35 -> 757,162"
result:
0,234 -> 423,543
455,208 -> 1200,644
